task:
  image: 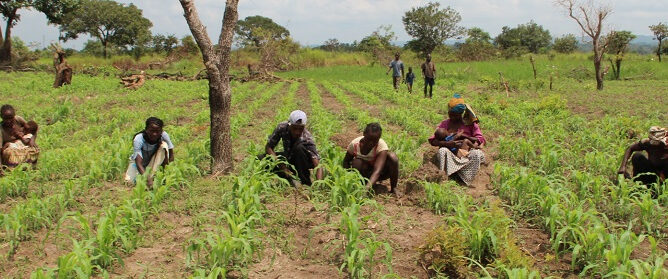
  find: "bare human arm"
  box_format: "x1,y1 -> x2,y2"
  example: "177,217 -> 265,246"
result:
166,149 -> 174,165
367,150 -> 388,188
312,157 -> 323,181
342,151 -> 354,168
618,142 -> 642,179
428,137 -> 462,149
265,143 -> 291,175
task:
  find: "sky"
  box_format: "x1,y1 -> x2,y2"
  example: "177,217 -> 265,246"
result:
11,0 -> 668,50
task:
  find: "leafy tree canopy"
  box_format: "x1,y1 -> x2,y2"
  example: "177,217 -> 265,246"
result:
235,15 -> 290,48
402,2 -> 464,55
494,20 -> 552,54
59,0 -> 152,58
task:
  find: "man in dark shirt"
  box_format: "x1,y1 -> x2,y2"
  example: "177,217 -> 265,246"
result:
618,126 -> 668,187
261,110 -> 323,186
421,54 -> 436,98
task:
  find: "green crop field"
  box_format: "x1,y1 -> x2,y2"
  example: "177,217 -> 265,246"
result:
0,54 -> 667,278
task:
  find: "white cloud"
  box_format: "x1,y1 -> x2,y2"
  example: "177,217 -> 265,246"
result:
11,0 -> 668,50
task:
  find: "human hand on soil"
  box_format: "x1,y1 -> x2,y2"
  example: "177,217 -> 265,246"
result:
617,167 -> 630,179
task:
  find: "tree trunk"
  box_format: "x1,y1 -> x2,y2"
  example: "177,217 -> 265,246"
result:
102,40 -> 108,59
593,49 -> 604,90
659,40 -> 663,62
0,19 -> 3,48
0,12 -> 16,63
179,0 -> 238,175
615,58 -> 622,80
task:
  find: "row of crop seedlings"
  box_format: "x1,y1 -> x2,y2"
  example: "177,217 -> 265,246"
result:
183,82 -> 298,278
348,81 -> 443,131
27,83 -> 268,277
0,80 -> 246,260
493,98 -> 668,277
230,82 -> 284,139
320,81 -> 423,173
305,81 -> 395,278
343,81 -> 545,277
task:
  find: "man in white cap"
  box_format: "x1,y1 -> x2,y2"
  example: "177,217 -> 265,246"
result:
618,126 -> 668,187
261,110 -> 322,185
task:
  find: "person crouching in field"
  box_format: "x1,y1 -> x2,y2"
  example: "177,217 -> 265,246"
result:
259,110 -> 323,186
343,123 -> 399,194
618,126 -> 668,189
0,105 -> 40,169
125,117 -> 174,188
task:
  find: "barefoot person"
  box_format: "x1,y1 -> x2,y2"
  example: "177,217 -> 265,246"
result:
260,110 -> 323,186
386,53 -> 405,91
618,126 -> 668,186
421,54 -> 436,98
125,117 -> 174,187
428,94 -> 486,185
343,123 -> 399,193
0,105 -> 40,168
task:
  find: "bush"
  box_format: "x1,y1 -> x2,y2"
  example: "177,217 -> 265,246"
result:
419,226 -> 469,278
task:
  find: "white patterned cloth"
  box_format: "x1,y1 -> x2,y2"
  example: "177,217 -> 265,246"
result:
438,148 -> 485,185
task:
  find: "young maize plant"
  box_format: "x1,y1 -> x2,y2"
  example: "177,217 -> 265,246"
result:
29,140 -> 206,277
422,181 -> 460,215
186,157 -> 288,278
339,203 -> 392,279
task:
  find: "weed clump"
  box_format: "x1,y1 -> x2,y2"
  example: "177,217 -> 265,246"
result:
419,226 -> 469,278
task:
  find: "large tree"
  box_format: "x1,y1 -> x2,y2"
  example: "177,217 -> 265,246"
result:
457,27 -> 496,61
59,0 -> 152,58
0,0 -> 78,63
402,2 -> 464,56
606,31 -> 635,80
649,23 -> 667,62
556,0 -> 612,90
235,15 -> 289,48
179,0 -> 238,174
553,34 -> 578,54
494,21 -> 552,54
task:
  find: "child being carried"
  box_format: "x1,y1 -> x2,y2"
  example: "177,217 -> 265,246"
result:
434,127 -> 478,158
4,121 -> 38,150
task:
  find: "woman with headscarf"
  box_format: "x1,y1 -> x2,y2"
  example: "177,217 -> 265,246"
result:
428,94 -> 486,185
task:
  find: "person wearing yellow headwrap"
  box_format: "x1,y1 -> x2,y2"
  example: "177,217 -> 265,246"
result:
618,126 -> 668,188
429,94 -> 486,185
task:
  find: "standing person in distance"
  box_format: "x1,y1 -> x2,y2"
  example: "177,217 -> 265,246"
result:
405,67 -> 416,94
421,54 -> 436,98
386,53 -> 405,91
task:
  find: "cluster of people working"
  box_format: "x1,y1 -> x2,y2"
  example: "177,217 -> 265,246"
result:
0,93 -> 665,194
257,94 -> 487,192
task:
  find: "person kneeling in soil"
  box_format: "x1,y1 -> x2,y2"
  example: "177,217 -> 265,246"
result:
343,123 -> 399,194
124,117 -> 174,188
618,126 -> 668,188
259,110 -> 323,186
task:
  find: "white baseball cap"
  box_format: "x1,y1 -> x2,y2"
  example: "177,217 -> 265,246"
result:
288,110 -> 307,125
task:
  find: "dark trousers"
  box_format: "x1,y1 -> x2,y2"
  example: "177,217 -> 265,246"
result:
424,77 -> 435,98
258,143 -> 314,186
632,153 -> 668,186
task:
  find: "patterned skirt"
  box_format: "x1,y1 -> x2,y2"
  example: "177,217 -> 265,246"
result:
438,148 -> 485,185
2,141 -> 40,167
